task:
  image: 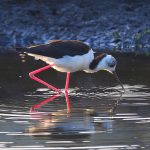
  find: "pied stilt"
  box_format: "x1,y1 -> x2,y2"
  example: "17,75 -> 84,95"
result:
16,40 -> 124,109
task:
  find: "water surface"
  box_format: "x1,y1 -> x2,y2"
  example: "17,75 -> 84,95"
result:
0,54 -> 150,149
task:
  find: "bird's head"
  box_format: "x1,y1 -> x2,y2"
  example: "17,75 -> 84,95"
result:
90,53 -> 125,91
99,54 -> 117,73
90,53 -> 117,73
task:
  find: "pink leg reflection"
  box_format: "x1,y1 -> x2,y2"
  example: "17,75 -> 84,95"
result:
30,92 -> 71,113
30,93 -> 61,112
64,92 -> 71,113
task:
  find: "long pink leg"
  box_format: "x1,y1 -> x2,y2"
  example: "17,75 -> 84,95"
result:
29,64 -> 61,94
64,72 -> 71,112
65,72 -> 70,93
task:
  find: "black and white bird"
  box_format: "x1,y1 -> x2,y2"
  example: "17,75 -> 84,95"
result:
17,40 -> 124,94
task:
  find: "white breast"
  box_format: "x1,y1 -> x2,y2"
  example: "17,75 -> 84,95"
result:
50,49 -> 94,72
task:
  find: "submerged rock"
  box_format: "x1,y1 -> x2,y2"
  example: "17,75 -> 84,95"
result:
0,0 -> 149,53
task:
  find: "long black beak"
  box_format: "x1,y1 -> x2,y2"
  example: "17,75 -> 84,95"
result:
112,71 -> 125,92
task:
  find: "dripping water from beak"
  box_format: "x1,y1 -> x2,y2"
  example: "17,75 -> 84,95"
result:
108,71 -> 125,113
112,71 -> 125,93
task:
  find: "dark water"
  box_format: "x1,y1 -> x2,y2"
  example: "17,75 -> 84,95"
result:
0,53 -> 150,150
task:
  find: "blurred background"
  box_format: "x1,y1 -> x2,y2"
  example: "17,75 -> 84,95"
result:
0,0 -> 149,53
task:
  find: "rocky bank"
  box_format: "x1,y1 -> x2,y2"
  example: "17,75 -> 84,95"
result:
0,0 -> 150,53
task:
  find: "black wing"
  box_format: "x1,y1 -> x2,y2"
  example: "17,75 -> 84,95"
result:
17,40 -> 91,58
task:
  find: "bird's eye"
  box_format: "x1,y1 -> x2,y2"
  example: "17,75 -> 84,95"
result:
108,61 -> 116,67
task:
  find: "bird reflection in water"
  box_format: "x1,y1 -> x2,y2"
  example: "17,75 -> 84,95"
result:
27,83 -> 123,139
27,108 -> 114,140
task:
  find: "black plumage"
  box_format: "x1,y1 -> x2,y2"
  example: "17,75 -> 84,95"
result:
16,40 -> 91,59
89,53 -> 107,69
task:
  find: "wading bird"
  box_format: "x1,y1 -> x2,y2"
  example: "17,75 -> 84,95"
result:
17,40 -> 124,110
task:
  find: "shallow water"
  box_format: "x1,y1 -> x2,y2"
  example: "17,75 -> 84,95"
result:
0,54 -> 150,150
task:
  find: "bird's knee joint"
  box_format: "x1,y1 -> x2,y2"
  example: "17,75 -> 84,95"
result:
29,73 -> 35,78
